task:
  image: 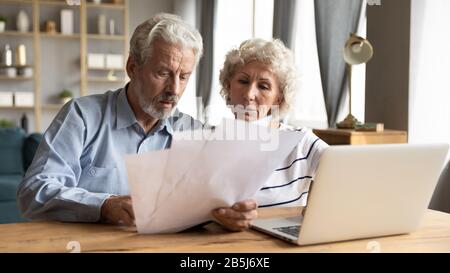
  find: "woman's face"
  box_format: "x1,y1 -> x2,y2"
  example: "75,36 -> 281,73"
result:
228,61 -> 282,121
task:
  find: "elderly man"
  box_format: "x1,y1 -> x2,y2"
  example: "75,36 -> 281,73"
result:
17,13 -> 257,231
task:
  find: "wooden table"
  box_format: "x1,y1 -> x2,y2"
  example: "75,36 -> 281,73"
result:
0,207 -> 449,253
313,128 -> 408,145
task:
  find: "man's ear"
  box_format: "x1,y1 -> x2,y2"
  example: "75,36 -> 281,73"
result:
126,55 -> 138,80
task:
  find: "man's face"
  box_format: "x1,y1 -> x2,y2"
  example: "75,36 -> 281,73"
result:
128,39 -> 196,119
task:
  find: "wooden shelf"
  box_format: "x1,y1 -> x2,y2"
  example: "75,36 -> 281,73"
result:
0,0 -> 33,5
87,34 -> 126,40
0,75 -> 33,80
86,3 -> 125,10
39,0 -> 80,6
0,31 -> 34,37
0,105 -> 35,110
88,77 -> 125,83
0,0 -> 129,131
40,32 -> 80,39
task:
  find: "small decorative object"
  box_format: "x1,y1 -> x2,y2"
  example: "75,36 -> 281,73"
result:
16,10 -> 30,33
60,9 -> 74,35
58,89 -> 73,104
16,44 -> 27,66
0,16 -> 6,33
98,14 -> 107,35
105,54 -> 123,69
2,44 -> 13,66
355,123 -> 384,132
66,0 -> 81,5
0,119 -> 15,128
109,19 -> 115,35
14,91 -> 34,107
92,0 -> 101,4
45,20 -> 57,34
5,67 -> 17,78
21,113 -> 28,134
87,53 -> 105,68
17,66 -> 33,78
0,92 -> 14,106
107,70 -> 118,81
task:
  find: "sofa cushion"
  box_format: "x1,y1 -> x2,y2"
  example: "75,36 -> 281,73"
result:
23,133 -> 43,172
0,128 -> 26,174
0,201 -> 28,224
0,174 -> 23,201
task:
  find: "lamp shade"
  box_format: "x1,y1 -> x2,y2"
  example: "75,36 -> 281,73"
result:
343,34 -> 374,65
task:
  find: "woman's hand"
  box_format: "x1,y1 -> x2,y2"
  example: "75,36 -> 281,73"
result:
212,199 -> 258,232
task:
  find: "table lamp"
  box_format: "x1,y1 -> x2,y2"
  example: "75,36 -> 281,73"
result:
337,33 -> 374,129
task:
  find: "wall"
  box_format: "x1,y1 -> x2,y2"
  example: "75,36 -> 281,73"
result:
128,0 -> 173,37
365,0 -> 411,131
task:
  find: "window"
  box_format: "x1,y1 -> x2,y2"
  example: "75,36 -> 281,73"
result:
287,0 -> 367,129
204,0 -> 274,126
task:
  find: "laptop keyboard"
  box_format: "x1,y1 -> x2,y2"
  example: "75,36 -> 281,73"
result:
274,225 -> 300,237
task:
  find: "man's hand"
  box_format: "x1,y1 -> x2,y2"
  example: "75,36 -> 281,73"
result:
212,199 -> 258,232
100,195 -> 135,226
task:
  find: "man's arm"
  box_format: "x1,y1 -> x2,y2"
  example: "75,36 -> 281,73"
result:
17,101 -> 112,223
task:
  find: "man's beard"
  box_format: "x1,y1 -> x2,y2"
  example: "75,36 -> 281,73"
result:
136,89 -> 179,120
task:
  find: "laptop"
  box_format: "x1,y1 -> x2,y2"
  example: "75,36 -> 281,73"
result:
250,143 -> 449,245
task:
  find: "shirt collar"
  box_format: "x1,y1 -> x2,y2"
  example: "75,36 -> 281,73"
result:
116,85 -> 138,130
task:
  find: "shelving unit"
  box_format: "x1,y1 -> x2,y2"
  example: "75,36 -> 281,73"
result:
0,0 -> 129,131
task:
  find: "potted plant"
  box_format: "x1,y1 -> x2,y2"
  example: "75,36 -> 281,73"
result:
0,15 -> 6,33
58,89 -> 73,104
0,119 -> 14,128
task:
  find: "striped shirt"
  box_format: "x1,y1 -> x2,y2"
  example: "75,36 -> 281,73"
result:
255,124 -> 329,208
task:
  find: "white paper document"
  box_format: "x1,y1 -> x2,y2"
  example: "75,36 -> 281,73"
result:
124,119 -> 302,234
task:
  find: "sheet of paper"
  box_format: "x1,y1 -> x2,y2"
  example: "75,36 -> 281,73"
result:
125,119 -> 303,234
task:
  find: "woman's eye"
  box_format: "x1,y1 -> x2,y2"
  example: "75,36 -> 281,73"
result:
259,85 -> 270,90
238,79 -> 248,84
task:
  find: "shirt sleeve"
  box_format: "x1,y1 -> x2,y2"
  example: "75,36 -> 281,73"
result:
306,129 -> 329,176
17,100 -> 112,223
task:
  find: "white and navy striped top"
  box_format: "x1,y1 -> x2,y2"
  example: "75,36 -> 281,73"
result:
255,124 -> 329,208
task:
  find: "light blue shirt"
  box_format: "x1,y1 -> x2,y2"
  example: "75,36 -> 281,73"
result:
17,85 -> 202,223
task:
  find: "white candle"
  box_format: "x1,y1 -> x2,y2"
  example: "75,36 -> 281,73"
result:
16,44 -> 27,66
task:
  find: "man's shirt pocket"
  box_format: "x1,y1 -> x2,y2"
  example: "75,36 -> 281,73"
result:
79,165 -> 118,194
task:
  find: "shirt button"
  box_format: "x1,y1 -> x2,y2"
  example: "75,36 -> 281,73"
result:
90,168 -> 96,176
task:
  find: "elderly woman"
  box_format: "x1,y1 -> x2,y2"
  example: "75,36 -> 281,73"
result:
212,38 -> 329,231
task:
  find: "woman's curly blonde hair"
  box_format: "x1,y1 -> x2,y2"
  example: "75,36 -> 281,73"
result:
219,38 -> 297,117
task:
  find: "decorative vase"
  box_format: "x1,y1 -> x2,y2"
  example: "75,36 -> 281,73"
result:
16,44 -> 27,66
17,10 -> 30,33
0,21 -> 5,33
98,14 -> 106,35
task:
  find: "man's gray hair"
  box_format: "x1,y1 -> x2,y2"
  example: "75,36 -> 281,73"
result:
130,13 -> 203,65
219,38 -> 297,116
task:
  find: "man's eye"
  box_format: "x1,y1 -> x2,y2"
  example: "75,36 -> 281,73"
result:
159,71 -> 170,77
